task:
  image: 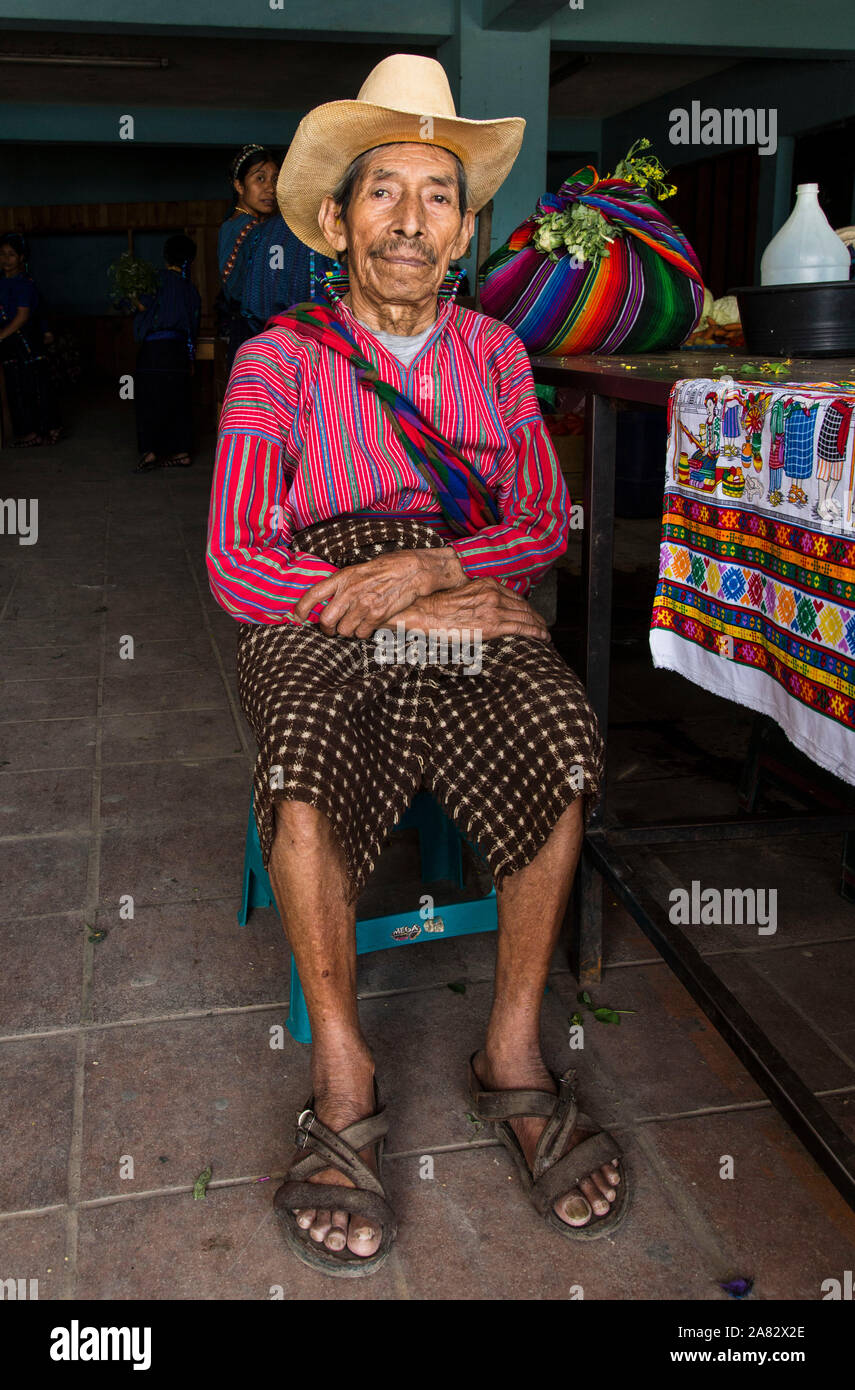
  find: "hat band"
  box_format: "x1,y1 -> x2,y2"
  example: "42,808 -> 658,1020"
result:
356,124 -> 469,168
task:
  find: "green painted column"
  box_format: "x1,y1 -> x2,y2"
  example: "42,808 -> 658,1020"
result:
439,0 -> 550,263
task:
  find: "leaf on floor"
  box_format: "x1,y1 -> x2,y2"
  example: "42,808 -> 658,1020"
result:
447,980 -> 466,994
192,1164 -> 213,1200
575,990 -> 636,1025
593,1007 -> 621,1025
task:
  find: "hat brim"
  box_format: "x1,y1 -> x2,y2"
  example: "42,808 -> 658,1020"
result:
276,100 -> 525,258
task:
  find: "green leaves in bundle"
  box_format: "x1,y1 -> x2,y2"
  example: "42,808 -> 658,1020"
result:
531,136 -> 676,268
533,203 -> 616,267
107,251 -> 158,311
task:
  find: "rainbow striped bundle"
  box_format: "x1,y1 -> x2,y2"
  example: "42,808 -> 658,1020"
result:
479,165 -> 705,356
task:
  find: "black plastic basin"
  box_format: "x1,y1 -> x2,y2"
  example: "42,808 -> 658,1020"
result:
733,280 -> 855,358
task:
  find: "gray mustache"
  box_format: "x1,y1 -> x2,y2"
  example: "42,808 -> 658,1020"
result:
371,241 -> 436,265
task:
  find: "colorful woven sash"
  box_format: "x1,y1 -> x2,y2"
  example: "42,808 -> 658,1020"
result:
480,165 -> 705,356
266,302 -> 500,537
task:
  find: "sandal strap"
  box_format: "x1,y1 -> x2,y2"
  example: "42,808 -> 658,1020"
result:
532,1069 -> 578,1180
288,1108 -> 388,1196
468,1055 -> 558,1121
275,1180 -> 397,1236
530,1129 -> 621,1214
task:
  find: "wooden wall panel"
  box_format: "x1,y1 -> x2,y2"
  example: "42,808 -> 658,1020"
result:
0,199 -> 231,233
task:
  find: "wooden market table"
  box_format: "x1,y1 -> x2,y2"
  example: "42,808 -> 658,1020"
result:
530,349 -> 855,1211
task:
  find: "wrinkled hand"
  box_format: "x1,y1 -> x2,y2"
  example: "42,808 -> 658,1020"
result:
294,547 -> 465,638
390,577 -> 549,642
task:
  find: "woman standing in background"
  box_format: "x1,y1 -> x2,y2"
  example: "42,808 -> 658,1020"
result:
0,232 -> 61,447
217,143 -> 333,375
133,234 -> 201,472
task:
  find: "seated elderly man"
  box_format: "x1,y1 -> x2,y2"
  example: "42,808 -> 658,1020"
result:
206,54 -> 627,1277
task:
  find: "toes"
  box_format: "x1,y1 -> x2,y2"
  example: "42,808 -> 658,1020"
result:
591,1169 -> 616,1202
603,1159 -> 621,1187
324,1211 -> 350,1252
293,1207 -> 316,1230
309,1209 -> 332,1243
346,1214 -> 383,1258
554,1190 -> 593,1227
578,1176 -> 610,1217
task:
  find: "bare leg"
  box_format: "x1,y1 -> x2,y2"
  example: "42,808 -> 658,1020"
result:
267,799 -> 382,1257
473,797 -> 621,1227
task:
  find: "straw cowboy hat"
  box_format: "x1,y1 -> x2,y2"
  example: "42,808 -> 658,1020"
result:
277,54 -> 525,258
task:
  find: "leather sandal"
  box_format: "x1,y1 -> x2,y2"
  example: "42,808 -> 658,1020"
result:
468,1053 -> 630,1242
273,1085 -> 398,1278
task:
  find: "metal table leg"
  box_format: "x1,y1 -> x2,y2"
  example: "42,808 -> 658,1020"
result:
570,392 -> 616,985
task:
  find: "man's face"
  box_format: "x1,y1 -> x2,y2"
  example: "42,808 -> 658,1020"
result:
319,144 -> 474,307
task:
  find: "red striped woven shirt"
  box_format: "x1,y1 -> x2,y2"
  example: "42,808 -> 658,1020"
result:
206,295 -> 571,624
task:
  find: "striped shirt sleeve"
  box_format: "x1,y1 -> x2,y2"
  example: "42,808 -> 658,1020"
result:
449,321 -> 571,594
205,335 -> 338,624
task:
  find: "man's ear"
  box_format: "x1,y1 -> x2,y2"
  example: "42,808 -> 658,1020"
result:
451,208 -> 476,261
318,195 -> 348,256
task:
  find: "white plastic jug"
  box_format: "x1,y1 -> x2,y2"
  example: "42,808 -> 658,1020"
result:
760,183 -> 850,286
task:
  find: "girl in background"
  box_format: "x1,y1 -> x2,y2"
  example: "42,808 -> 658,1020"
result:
0,232 -> 61,447
133,234 -> 201,472
217,143 -> 333,375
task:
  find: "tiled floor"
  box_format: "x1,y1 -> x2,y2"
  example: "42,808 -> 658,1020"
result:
1,391 -> 854,1300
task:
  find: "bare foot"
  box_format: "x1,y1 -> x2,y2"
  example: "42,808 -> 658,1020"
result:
291,1057 -> 385,1258
472,1048 -> 620,1228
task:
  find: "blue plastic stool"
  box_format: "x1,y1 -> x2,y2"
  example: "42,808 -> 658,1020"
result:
238,788 -> 498,1043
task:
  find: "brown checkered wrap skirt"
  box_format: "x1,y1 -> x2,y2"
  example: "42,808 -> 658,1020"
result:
237,516 -> 603,904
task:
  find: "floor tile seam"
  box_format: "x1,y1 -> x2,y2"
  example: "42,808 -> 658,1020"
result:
606,850 -> 855,966
99,751 -> 252,767
0,560 -> 25,625
0,642 -> 102,655
630,1123 -> 735,1274
3,891 -> 247,923
732,961 -> 855,1074
0,829 -> 96,843
599,933 -> 855,969
0,997 -> 293,1043
0,752 -> 252,777
6,1156 -> 502,1217
629,1085 -> 855,1126
0,701 -> 232,723
16,1091 -> 851,1224
0,1203 -> 68,1222
1,676 -> 97,687
64,510 -> 111,1297
171,505 -> 255,760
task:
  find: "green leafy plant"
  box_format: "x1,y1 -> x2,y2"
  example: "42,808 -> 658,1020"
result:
532,136 -> 677,268
107,251 -> 158,310
534,202 -> 616,265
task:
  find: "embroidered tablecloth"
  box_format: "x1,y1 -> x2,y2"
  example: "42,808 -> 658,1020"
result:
650,375 -> 855,784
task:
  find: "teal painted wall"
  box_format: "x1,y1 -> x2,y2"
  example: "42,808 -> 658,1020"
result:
550,0 -> 855,54
1,105 -> 301,148
0,0 -> 455,38
0,143 -> 238,205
